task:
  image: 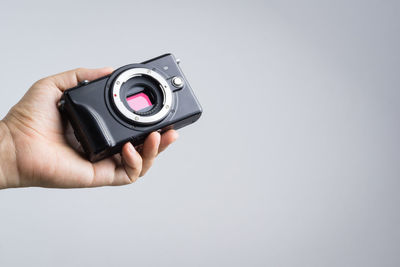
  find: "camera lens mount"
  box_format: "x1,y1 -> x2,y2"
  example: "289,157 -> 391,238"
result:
111,68 -> 172,125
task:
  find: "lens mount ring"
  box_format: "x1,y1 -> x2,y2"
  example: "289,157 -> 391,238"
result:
111,68 -> 172,125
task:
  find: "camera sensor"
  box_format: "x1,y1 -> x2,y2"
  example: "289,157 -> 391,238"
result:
126,92 -> 153,112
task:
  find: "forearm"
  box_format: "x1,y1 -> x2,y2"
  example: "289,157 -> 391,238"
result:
0,120 -> 18,189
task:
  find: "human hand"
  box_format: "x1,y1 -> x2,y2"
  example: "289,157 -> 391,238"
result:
0,68 -> 178,189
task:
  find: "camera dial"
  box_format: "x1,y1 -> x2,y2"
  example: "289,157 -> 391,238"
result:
111,68 -> 172,125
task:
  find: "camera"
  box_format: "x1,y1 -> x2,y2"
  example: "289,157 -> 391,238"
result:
58,54 -> 202,162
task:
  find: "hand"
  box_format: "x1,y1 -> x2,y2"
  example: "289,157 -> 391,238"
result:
0,68 -> 178,189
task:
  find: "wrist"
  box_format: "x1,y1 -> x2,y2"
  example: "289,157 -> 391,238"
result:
0,120 -> 19,189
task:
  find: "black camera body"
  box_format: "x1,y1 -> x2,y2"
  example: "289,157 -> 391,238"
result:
58,54 -> 202,162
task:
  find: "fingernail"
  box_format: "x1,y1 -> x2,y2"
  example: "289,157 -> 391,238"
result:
128,143 -> 135,153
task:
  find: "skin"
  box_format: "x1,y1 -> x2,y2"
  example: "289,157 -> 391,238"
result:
0,67 -> 178,189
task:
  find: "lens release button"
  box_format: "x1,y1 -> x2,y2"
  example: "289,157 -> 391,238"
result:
79,80 -> 90,86
172,76 -> 184,88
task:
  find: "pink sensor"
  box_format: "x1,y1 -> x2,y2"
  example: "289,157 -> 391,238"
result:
126,93 -> 152,111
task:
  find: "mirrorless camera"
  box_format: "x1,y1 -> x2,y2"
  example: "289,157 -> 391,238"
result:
58,54 -> 202,162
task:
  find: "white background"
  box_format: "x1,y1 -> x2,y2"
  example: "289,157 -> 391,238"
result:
0,0 -> 399,266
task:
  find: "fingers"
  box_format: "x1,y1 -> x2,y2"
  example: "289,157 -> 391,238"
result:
121,142 -> 143,183
64,130 -> 178,187
135,130 -> 178,177
47,67 -> 114,92
118,130 -> 178,182
140,132 -> 161,177
158,130 -> 179,153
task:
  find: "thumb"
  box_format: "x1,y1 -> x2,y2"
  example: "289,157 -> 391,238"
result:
46,67 -> 114,92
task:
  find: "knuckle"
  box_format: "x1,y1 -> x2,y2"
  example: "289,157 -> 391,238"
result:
74,67 -> 85,72
32,78 -> 51,89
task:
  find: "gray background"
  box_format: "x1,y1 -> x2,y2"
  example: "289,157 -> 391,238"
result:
0,0 -> 399,266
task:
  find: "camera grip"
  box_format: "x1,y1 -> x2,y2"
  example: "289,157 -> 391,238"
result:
63,97 -> 115,160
